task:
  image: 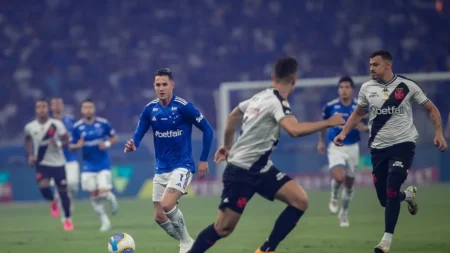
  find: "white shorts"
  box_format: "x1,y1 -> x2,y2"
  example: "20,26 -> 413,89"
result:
81,170 -> 112,192
152,168 -> 193,202
50,161 -> 80,187
65,161 -> 80,186
327,142 -> 359,178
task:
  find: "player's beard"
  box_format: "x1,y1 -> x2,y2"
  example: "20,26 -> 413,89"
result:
37,114 -> 49,123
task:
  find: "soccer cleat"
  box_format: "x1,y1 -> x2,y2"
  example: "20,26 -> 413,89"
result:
179,238 -> 194,253
329,199 -> 338,215
255,248 -> 275,253
100,222 -> 112,232
338,211 -> 350,227
405,185 -> 418,215
51,200 -> 59,218
374,240 -> 390,253
63,219 -> 74,231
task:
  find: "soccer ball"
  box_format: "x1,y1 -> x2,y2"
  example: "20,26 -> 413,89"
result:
108,233 -> 135,253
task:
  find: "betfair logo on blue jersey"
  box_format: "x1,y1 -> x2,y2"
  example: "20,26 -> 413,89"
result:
155,129 -> 183,138
196,114 -> 204,123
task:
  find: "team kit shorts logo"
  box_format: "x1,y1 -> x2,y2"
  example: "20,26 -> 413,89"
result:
154,130 -> 183,138
370,106 -> 405,115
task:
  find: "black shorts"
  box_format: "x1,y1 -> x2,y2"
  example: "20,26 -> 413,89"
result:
218,163 -> 292,214
370,142 -> 415,179
36,165 -> 67,187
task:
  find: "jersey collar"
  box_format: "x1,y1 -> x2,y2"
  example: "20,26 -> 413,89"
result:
375,74 -> 397,86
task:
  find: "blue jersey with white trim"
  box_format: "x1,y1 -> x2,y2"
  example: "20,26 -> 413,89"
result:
322,98 -> 361,145
71,117 -> 116,172
61,115 -> 78,162
132,96 -> 213,174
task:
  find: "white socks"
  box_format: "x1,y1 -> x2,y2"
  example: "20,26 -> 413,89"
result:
91,196 -> 110,225
165,206 -> 192,243
404,190 -> 413,202
158,219 -> 181,240
340,186 -> 355,214
331,179 -> 342,200
382,232 -> 393,244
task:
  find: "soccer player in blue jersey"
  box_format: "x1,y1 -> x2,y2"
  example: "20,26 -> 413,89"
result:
317,76 -> 368,227
50,98 -> 79,214
70,99 -> 119,232
124,68 -> 214,253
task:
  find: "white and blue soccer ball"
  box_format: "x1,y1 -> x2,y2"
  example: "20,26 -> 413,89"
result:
108,233 -> 135,253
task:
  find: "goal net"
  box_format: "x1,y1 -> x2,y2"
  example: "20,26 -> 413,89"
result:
215,72 -> 450,189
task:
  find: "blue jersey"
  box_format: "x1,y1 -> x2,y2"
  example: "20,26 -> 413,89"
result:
61,115 -> 78,162
322,98 -> 361,145
132,96 -> 214,174
71,117 -> 116,172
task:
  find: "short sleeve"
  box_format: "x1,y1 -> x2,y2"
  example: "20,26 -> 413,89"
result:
71,127 -> 80,144
238,99 -> 251,113
411,82 -> 429,106
24,125 -> 30,137
106,122 -> 116,137
55,120 -> 68,136
322,105 -> 331,120
272,98 -> 293,123
357,86 -> 369,108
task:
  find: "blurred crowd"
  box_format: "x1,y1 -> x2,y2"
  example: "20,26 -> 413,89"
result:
1,0 -> 449,141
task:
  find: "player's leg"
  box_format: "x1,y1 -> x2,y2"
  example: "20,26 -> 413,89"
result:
152,174 -> 181,241
327,143 -> 346,214
256,168 -> 307,253
36,166 -> 58,217
52,165 -> 73,231
376,142 -> 416,253
82,172 -> 111,231
48,177 -> 60,218
161,168 -> 194,252
65,161 -> 80,201
188,171 -> 255,253
338,144 -> 358,227
97,169 -> 118,215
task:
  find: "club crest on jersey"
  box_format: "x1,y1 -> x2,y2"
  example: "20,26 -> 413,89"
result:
394,88 -> 405,100
282,100 -> 291,108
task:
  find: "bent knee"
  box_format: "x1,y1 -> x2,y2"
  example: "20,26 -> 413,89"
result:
161,201 -> 177,213
290,195 -> 309,211
214,222 -> 235,238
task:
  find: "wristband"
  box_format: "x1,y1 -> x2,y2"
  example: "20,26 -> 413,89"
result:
104,141 -> 112,148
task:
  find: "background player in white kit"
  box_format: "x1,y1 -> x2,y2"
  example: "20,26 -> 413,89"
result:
318,76 -> 368,227
24,99 -> 74,231
335,50 -> 447,253
187,57 -> 346,253
50,97 -> 80,214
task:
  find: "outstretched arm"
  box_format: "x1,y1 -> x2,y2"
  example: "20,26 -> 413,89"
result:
132,106 -> 151,148
186,104 -> 214,161
339,106 -> 368,136
223,107 -> 244,149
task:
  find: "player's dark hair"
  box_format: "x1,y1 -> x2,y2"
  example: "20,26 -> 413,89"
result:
82,98 -> 94,105
370,50 -> 393,61
36,98 -> 48,104
155,68 -> 174,80
273,57 -> 298,84
338,76 -> 355,88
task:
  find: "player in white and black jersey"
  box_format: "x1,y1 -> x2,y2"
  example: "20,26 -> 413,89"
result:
334,50 -> 447,253
187,57 -> 345,253
24,99 -> 74,231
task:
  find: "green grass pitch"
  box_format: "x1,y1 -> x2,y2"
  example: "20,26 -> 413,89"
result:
1,184 -> 449,253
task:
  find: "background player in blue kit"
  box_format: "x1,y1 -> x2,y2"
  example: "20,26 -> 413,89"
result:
50,97 -> 79,214
318,76 -> 368,227
124,68 -> 214,253
70,99 -> 119,232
